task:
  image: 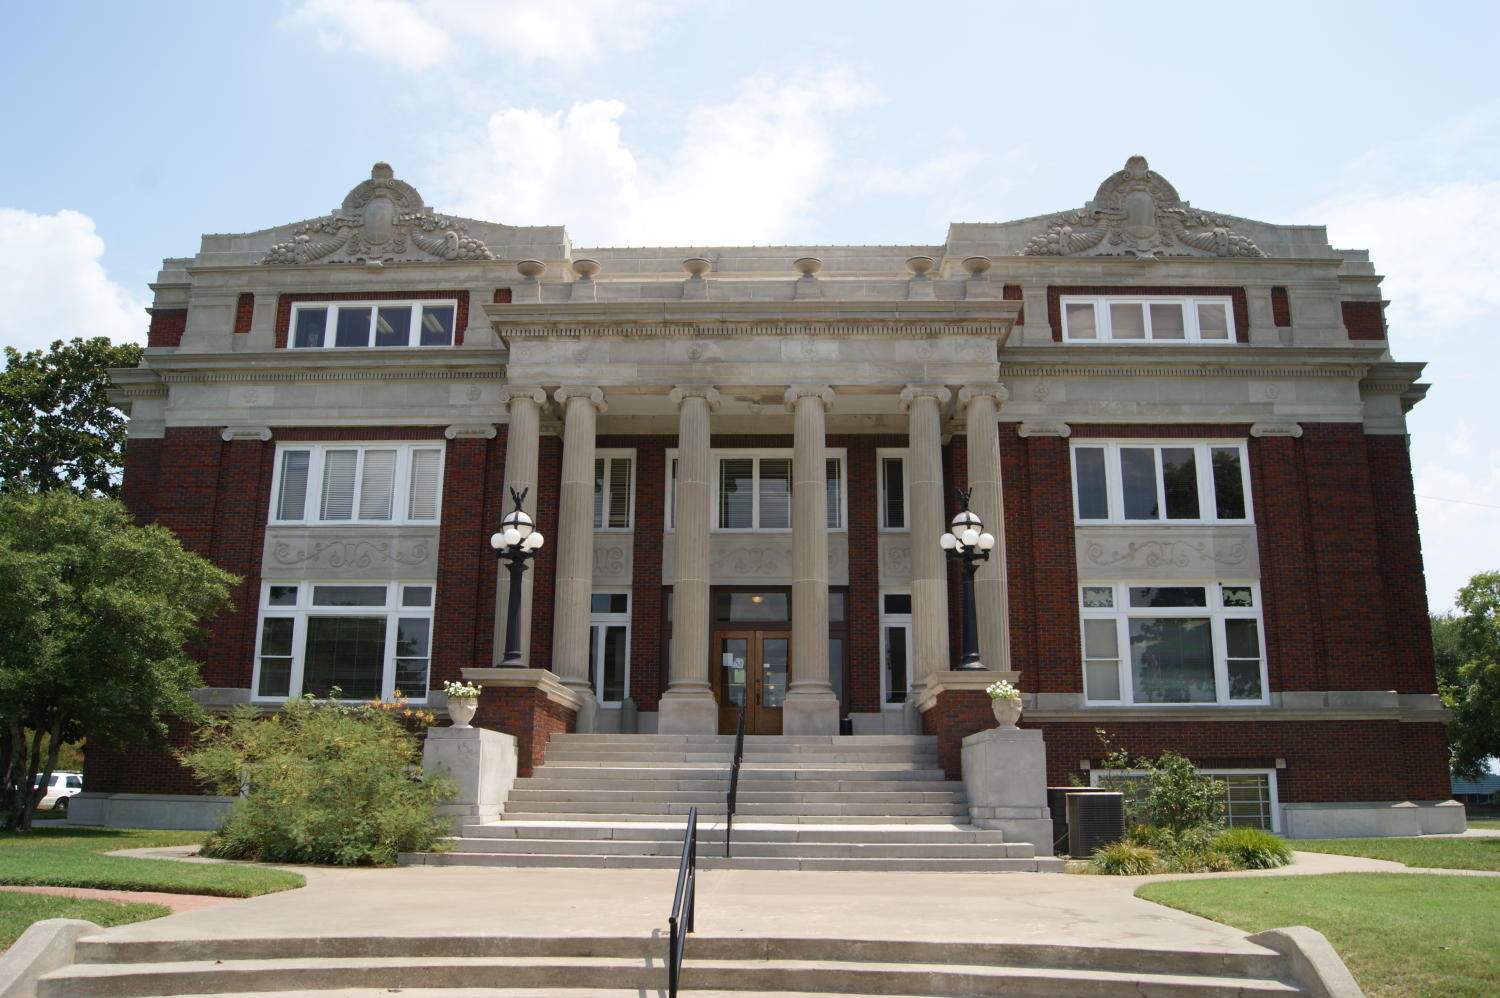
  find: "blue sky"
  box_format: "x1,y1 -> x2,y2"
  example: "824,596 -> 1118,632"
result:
3,1 -> 1497,613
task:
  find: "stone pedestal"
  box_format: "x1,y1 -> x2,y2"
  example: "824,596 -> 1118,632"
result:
960,727 -> 1053,857
463,667 -> 582,777
422,726 -> 517,831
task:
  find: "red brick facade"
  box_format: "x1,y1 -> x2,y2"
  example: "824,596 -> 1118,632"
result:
146,308 -> 187,348
474,687 -> 576,778
1341,300 -> 1387,341
234,293 -> 255,335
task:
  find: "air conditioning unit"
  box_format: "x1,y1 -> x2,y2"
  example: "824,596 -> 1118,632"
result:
1047,787 -> 1116,856
1065,791 -> 1125,859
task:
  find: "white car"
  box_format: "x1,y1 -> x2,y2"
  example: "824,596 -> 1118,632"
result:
33,771 -> 83,811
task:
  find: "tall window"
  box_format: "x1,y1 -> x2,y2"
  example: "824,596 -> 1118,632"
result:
878,451 -> 908,530
593,453 -> 634,530
254,582 -> 434,702
272,444 -> 443,525
588,593 -> 630,704
666,450 -> 847,531
290,301 -> 457,349
1061,295 -> 1235,343
880,592 -> 913,704
1080,582 -> 1266,706
1072,442 -> 1250,524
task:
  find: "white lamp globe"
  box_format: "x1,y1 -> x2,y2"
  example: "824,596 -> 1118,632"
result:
523,532 -> 545,551
940,532 -> 957,550
978,532 -> 996,551
502,528 -> 522,547
961,528 -> 980,547
489,532 -> 505,550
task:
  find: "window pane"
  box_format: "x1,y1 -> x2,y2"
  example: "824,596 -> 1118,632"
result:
402,585 -> 433,607
600,624 -> 628,701
1085,659 -> 1121,701
1160,447 -> 1200,519
1149,303 -> 1185,339
1065,302 -> 1097,339
277,450 -> 310,520
260,616 -> 295,657
374,306 -> 411,347
1225,619 -> 1261,659
761,637 -> 788,708
719,592 -> 789,621
1120,448 -> 1159,519
303,617 -> 385,700
395,658 -> 429,699
1221,585 -> 1254,608
829,592 -> 846,622
293,308 -> 327,348
1211,447 -> 1246,519
1128,586 -> 1207,608
758,458 -> 792,529
1130,617 -> 1215,703
1110,302 -> 1145,339
312,585 -> 387,607
394,619 -> 432,697
1227,660 -> 1263,700
1083,619 -> 1118,658
826,458 -> 843,529
320,450 -> 357,520
593,458 -> 606,528
1223,774 -> 1271,829
419,306 -> 455,346
334,307 -> 371,347
257,657 -> 293,698
881,457 -> 906,529
591,593 -> 628,614
1081,586 -> 1114,608
268,584 -> 299,606
668,458 -> 677,530
1198,302 -> 1230,340
407,449 -> 441,520
883,593 -> 912,614
357,449 -> 397,520
884,625 -> 908,703
608,457 -> 632,528
718,458 -> 754,528
1073,447 -> 1109,519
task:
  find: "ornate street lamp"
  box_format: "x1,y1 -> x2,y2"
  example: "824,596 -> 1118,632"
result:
941,487 -> 997,672
491,487 -> 546,667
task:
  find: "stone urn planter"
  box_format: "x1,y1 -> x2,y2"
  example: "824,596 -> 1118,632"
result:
990,697 -> 1022,729
448,697 -> 478,728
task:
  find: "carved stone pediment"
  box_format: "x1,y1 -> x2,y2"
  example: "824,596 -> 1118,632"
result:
1022,156 -> 1265,259
262,162 -> 494,266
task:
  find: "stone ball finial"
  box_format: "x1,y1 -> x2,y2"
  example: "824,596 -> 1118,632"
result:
571,258 -> 600,279
516,259 -> 546,280
682,257 -> 711,277
962,256 -> 992,277
371,162 -> 394,180
793,256 -> 823,277
905,256 -> 935,277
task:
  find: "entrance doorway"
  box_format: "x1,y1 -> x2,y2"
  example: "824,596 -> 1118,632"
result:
713,630 -> 789,734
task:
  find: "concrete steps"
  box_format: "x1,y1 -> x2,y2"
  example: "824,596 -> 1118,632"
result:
43,935 -> 1308,997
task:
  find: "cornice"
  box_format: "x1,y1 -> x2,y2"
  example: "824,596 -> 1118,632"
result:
484,298 -> 1022,336
131,350 -> 508,384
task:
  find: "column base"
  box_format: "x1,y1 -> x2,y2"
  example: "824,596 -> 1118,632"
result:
564,682 -> 600,733
657,690 -> 719,734
782,692 -> 840,735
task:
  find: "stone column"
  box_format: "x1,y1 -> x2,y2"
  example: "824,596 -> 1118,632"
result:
782,385 -> 840,734
960,384 -> 1012,673
551,387 -> 606,732
493,388 -> 547,665
659,386 -> 720,733
901,386 -> 952,693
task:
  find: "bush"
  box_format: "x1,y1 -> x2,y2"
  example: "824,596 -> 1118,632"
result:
1211,827 -> 1293,869
180,694 -> 453,866
1142,752 -> 1226,834
1089,841 -> 1162,876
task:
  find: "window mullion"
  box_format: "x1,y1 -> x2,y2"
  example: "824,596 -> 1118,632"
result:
750,457 -> 761,530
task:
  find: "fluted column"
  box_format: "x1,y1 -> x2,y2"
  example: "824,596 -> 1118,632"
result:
659,386 -> 720,733
551,387 -> 606,732
901,386 -> 952,692
960,384 -> 1012,673
782,385 -> 840,735
493,388 -> 547,665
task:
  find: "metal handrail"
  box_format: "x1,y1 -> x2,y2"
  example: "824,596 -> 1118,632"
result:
667,806 -> 698,998
724,699 -> 747,858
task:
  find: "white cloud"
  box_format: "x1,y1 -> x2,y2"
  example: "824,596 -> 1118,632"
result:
1416,457 -> 1500,613
285,0 -> 677,70
431,69 -> 879,246
0,209 -> 146,354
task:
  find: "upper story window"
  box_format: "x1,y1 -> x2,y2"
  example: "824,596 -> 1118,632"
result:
878,450 -> 908,531
1062,296 -> 1234,344
290,300 -> 457,349
1072,441 -> 1251,525
667,450 -> 847,532
594,453 -> 634,530
272,443 -> 444,525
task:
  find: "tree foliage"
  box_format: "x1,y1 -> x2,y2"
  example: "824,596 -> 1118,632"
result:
1093,731 -> 1227,833
1439,571 -> 1500,781
0,492 -> 237,831
0,337 -> 142,497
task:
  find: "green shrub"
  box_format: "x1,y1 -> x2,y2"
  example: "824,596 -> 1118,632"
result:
1125,823 -> 1176,851
1089,841 -> 1162,876
1143,752 -> 1226,834
180,694 -> 454,866
1211,827 -> 1293,869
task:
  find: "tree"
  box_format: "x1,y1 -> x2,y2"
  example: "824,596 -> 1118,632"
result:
0,491 -> 237,831
1441,571 -> 1500,781
0,337 -> 143,497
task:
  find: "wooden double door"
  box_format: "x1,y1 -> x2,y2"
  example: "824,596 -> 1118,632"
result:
712,629 -> 789,735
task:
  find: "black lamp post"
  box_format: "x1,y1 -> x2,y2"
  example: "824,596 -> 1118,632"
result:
941,487 -> 996,672
492,487 -> 545,667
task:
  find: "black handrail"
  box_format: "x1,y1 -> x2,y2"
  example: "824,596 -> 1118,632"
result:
667,806 -> 698,998
724,699 -> 747,858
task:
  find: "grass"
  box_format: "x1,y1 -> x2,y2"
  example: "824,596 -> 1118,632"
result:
0,826 -> 304,897
0,892 -> 170,949
1465,804 -> 1500,830
1292,835 -> 1500,872
1138,873 -> 1500,998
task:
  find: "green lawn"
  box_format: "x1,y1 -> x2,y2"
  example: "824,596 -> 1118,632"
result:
0,892 -> 169,950
1292,835 -> 1500,872
1139,874 -> 1500,998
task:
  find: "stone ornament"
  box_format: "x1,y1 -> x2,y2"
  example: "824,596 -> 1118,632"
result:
1021,156 -> 1265,259
261,163 -> 494,266
270,538 -> 431,569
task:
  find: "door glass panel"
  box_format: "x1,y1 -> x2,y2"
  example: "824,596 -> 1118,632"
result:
720,638 -> 747,706
761,638 -> 788,708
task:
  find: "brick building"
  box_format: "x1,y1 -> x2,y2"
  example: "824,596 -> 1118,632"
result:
84,157 -> 1459,838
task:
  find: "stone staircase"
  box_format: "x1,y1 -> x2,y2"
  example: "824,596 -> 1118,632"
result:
402,734 -> 1063,872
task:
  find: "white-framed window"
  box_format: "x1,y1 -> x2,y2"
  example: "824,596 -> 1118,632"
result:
289,300 -> 458,349
665,450 -> 847,532
1080,582 -> 1267,706
880,592 -> 913,705
1090,768 -> 1279,831
1072,441 -> 1251,524
593,452 -> 634,530
878,450 -> 909,531
271,443 -> 444,525
1061,295 -> 1235,344
253,581 -> 434,702
588,592 -> 631,705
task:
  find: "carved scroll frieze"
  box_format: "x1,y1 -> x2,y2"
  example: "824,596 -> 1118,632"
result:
1076,527 -> 1260,581
263,528 -> 439,580
593,539 -> 633,585
879,536 -> 913,584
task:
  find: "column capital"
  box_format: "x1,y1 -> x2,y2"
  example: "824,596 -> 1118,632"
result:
554,386 -> 607,413
957,383 -> 1010,411
669,385 -> 722,410
899,384 -> 952,411
1016,420 -> 1071,438
445,423 -> 499,439
498,386 -> 548,409
783,384 -> 834,412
